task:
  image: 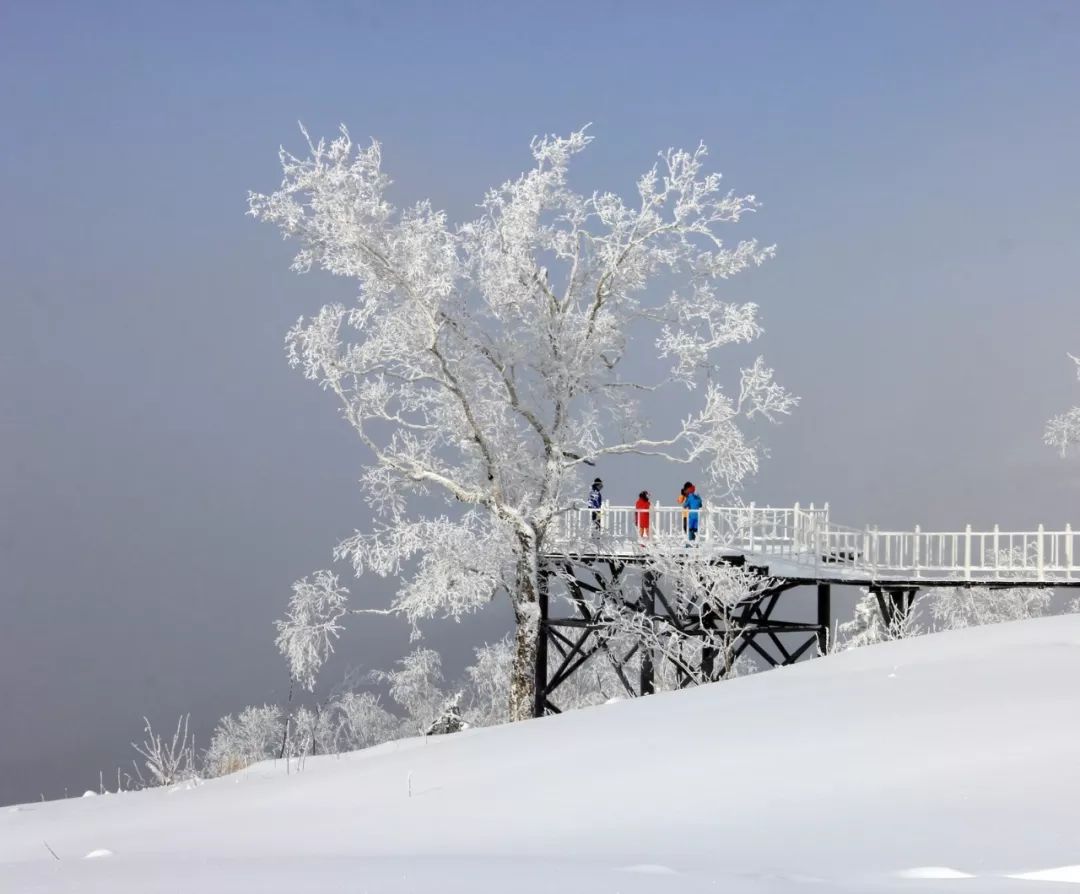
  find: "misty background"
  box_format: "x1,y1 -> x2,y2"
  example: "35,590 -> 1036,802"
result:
2,0 -> 1079,806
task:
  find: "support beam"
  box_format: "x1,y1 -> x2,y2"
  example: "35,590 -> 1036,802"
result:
536,554 -> 845,715
639,570 -> 656,696
532,572 -> 549,719
817,583 -> 831,655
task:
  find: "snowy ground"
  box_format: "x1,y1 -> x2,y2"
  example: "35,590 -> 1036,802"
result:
5,616 -> 1080,892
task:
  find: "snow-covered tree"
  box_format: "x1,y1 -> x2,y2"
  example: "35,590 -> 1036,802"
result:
322,691 -> 400,752
275,570 -> 350,693
1045,354 -> 1080,455
461,637 -> 514,727
372,648 -> 447,734
250,126 -> 795,719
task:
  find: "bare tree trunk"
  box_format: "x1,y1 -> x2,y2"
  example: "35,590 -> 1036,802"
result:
508,537 -> 541,721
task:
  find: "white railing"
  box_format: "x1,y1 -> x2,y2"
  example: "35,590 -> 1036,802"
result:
550,503 -> 1080,583
827,523 -> 1079,581
553,502 -> 830,559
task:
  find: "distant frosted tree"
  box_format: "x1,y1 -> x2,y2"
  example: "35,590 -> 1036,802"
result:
461,637 -> 513,728
927,546 -> 1054,631
930,585 -> 1053,631
838,548 -> 1057,654
251,126 -> 795,719
373,648 -> 447,734
1045,354 -> 1080,455
323,691 -> 400,752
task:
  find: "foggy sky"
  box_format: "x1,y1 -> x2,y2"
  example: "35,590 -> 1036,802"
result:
3,0 -> 1080,806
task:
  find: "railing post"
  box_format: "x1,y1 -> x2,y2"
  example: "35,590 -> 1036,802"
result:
964,524 -> 972,580
1037,524 -> 1045,579
814,514 -> 822,573
793,502 -> 801,552
993,524 -> 1000,579
863,527 -> 871,571
913,525 -> 921,577
748,501 -> 756,552
1067,523 -> 1073,580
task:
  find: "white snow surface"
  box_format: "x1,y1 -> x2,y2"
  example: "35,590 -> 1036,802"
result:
5,615 -> 1080,892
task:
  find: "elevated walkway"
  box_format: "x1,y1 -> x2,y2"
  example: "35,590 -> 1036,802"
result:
550,503 -> 1080,587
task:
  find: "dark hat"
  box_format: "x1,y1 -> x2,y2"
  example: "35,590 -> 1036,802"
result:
593,478 -> 603,486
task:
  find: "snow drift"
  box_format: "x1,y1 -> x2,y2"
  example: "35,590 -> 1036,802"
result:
5,615 -> 1080,892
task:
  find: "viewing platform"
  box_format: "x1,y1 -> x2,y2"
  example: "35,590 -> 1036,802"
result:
549,503 -> 1080,587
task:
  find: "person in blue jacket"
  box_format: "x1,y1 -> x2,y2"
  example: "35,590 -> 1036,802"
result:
684,482 -> 703,542
588,478 -> 603,534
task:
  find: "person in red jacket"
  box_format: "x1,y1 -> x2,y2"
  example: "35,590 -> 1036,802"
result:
635,490 -> 651,539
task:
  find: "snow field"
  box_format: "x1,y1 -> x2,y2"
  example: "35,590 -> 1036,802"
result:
5,614 -> 1080,891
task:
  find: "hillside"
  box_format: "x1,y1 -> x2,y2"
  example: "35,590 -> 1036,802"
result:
5,616 -> 1080,892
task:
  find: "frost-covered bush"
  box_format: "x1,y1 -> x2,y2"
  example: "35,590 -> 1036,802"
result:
131,715 -> 197,788
927,547 -> 1055,632
425,691 -> 466,736
321,692 -> 400,752
929,585 -> 1053,631
204,705 -> 285,777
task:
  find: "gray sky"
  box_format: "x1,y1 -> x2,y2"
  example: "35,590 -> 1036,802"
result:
3,0 -> 1080,806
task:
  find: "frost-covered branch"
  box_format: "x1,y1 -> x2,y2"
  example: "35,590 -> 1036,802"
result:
275,571 -> 350,692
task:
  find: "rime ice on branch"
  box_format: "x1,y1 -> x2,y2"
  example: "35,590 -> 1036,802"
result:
250,126 -> 795,719
274,570 -> 349,693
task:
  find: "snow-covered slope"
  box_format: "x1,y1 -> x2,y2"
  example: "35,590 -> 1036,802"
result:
5,616 -> 1080,892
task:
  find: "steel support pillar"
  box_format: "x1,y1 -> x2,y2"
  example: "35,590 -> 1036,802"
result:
639,570 -> 656,696
533,555 -> 825,715
872,585 -> 919,627
532,573 -> 549,719
817,582 -> 831,655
